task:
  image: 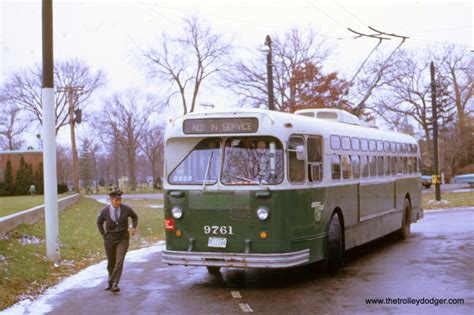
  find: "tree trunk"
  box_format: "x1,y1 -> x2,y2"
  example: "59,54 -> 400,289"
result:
128,151 -> 137,191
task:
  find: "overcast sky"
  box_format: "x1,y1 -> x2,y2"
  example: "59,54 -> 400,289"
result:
0,0 -> 472,145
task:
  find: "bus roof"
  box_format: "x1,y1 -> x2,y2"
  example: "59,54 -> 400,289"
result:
165,108 -> 417,145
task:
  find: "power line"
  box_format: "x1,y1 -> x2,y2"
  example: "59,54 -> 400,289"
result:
307,2 -> 347,30
334,0 -> 368,28
407,37 -> 471,48
409,26 -> 472,34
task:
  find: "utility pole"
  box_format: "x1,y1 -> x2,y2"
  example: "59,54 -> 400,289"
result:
57,85 -> 83,193
264,35 -> 275,111
430,62 -> 441,201
42,0 -> 60,262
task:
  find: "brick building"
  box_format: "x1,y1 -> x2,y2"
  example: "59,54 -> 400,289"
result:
0,150 -> 43,182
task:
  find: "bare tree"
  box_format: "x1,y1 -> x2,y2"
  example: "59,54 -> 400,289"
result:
140,16 -> 233,115
139,124 -> 164,189
437,45 -> 473,132
0,58 -> 106,133
77,137 -> 102,193
56,145 -> 72,186
93,89 -> 153,190
224,28 -> 332,111
350,50 -> 406,117
364,46 -> 471,175
0,101 -> 29,150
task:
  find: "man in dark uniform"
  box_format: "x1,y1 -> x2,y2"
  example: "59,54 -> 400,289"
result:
96,189 -> 138,293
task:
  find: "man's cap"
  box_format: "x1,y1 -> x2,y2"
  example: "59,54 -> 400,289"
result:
109,189 -> 123,198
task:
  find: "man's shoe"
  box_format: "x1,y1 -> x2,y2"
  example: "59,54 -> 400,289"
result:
111,283 -> 120,293
104,282 -> 112,291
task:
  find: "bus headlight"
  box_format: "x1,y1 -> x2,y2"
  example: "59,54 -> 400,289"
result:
171,207 -> 183,219
256,207 -> 269,221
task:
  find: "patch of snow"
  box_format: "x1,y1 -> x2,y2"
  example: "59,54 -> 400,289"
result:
148,204 -> 163,209
97,198 -> 108,204
428,199 -> 449,205
18,235 -> 43,245
452,189 -> 473,193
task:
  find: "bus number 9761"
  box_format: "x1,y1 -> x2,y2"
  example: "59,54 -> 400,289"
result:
203,225 -> 234,235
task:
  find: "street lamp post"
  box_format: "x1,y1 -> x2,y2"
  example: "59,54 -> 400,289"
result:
264,35 -> 275,111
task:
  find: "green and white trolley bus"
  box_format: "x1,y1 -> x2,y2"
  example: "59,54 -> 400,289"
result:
162,108 -> 423,272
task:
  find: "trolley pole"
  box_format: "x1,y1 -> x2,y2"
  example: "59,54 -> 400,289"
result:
264,35 -> 275,111
42,0 -> 60,262
430,62 -> 441,201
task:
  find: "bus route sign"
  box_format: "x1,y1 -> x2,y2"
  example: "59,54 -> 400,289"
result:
183,117 -> 259,134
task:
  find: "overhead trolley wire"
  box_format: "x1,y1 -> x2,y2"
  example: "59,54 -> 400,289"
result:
307,2 -> 347,30
334,0 -> 368,28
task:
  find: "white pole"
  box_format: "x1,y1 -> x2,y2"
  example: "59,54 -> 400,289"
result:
42,88 -> 60,261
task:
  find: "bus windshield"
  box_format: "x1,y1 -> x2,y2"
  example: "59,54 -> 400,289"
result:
169,138 -> 221,185
222,137 -> 284,185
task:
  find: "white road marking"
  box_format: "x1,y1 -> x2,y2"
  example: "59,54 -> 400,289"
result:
231,291 -> 242,298
239,303 -> 253,312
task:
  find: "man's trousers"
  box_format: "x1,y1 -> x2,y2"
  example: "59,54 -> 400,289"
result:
104,233 -> 129,285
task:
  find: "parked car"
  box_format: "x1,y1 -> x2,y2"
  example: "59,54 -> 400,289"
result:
421,175 -> 432,189
454,174 -> 474,188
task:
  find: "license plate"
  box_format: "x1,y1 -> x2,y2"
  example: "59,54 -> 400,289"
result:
208,237 -> 227,248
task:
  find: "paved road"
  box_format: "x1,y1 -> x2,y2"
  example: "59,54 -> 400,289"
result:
4,208 -> 473,314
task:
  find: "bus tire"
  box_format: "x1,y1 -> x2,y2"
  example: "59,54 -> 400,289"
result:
323,212 -> 344,272
397,198 -> 411,240
206,266 -> 221,274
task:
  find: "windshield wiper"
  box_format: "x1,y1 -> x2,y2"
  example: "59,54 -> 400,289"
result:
223,172 -> 269,190
202,151 -> 214,191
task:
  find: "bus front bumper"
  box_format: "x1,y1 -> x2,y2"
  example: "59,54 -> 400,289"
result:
162,249 -> 310,269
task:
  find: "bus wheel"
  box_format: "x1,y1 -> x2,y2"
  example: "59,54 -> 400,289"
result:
323,212 -> 344,272
397,198 -> 411,240
206,266 -> 221,274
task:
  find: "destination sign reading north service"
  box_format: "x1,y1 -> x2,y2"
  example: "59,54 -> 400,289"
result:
183,118 -> 259,134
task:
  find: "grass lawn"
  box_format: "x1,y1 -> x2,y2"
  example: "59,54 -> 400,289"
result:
422,191 -> 474,210
0,196 -> 164,310
0,194 -> 70,217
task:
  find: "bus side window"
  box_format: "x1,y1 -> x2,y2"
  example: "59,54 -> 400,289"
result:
391,156 -> 397,175
377,156 -> 384,176
361,139 -> 368,151
342,137 -> 351,150
361,156 -> 369,178
408,157 -> 414,174
307,137 -> 323,182
288,136 -> 305,183
342,156 -> 351,179
351,137 -> 360,151
384,156 -> 390,176
352,155 -> 361,179
331,155 -> 341,180
369,156 -> 376,177
330,135 -> 341,150
369,140 -> 376,152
